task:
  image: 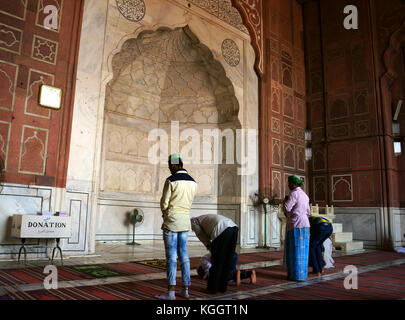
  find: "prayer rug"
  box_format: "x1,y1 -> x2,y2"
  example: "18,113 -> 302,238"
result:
133,258 -> 201,270
70,265 -> 128,278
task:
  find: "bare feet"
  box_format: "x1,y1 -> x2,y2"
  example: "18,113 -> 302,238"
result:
250,270 -> 256,284
316,272 -> 322,277
236,270 -> 241,287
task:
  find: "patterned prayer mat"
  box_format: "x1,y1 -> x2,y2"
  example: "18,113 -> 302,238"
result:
133,257 -> 202,270
133,259 -> 168,270
70,265 -> 128,278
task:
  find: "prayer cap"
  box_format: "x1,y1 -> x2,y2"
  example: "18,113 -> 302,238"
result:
288,175 -> 303,186
168,153 -> 182,164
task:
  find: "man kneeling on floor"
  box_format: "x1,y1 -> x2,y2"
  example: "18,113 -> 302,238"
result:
191,214 -> 239,294
197,251 -> 256,285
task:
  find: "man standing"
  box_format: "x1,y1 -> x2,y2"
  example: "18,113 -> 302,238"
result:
283,175 -> 310,281
190,214 -> 238,294
156,154 -> 197,300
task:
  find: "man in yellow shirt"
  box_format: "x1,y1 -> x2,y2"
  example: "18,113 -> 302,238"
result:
156,154 -> 197,300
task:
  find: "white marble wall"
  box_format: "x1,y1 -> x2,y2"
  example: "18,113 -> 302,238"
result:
333,207 -> 405,249
0,184 -> 89,258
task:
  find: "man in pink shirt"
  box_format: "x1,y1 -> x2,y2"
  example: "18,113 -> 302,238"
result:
283,175 -> 310,281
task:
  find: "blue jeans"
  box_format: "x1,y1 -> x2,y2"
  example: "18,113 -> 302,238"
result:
309,224 -> 333,273
163,229 -> 190,287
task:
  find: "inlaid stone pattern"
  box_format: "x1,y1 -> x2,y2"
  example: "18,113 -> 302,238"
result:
31,35 -> 58,65
221,39 -> 240,67
115,0 -> 146,22
0,23 -> 23,55
189,0 -> 248,34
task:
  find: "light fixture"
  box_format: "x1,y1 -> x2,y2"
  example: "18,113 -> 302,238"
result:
392,121 -> 400,136
39,84 -> 62,110
305,147 -> 312,161
305,130 -> 312,142
394,140 -> 402,156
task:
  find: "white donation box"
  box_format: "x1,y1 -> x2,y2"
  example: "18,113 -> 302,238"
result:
11,214 -> 72,239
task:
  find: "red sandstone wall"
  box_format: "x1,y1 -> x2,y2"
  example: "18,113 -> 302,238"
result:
0,0 -> 83,188
261,0 -> 308,201
302,0 -> 405,208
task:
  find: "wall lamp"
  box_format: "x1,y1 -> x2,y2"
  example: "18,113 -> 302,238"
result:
393,100 -> 402,157
305,129 -> 312,161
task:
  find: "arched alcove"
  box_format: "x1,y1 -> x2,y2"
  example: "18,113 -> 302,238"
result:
100,26 -> 242,202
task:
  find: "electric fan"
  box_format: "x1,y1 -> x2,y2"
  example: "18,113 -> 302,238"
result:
126,208 -> 144,246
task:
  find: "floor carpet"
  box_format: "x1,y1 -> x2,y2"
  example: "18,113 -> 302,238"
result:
1,250 -> 404,300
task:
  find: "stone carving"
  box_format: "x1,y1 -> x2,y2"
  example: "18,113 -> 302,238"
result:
0,0 -> 27,21
296,127 -> 305,141
311,100 -> 324,124
272,138 -> 281,166
354,90 -> 369,115
271,170 -> 281,199
296,97 -> 305,122
31,35 -> 58,65
327,123 -> 350,140
0,23 -> 23,54
332,175 -> 353,202
116,0 -> 146,22
354,120 -> 370,137
189,0 -> 248,34
283,91 -> 294,119
0,61 -> 18,111
271,85 -> 281,113
329,97 -> 349,120
221,39 -> 240,67
103,27 -> 241,198
313,176 -> 326,202
297,146 -> 305,171
313,149 -> 325,171
18,126 -> 48,175
25,69 -> 54,119
282,63 -> 293,88
271,56 -> 279,82
231,0 -> 263,74
283,122 -> 294,139
0,121 -> 10,162
271,117 -> 280,134
104,161 -> 154,193
283,142 -> 295,169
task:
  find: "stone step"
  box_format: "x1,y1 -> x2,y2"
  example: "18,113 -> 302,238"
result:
332,223 -> 342,233
332,232 -> 353,243
334,241 -> 364,252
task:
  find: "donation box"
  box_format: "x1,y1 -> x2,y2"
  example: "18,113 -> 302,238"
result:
11,214 -> 72,239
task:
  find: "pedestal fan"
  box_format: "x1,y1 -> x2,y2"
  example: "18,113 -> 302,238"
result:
126,208 -> 144,246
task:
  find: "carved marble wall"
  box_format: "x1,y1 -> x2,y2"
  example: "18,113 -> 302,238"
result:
102,27 -> 240,200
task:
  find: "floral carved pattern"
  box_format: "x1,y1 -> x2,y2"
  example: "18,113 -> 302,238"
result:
221,39 -> 240,67
231,0 -> 263,75
116,0 -> 146,22
31,35 -> 58,65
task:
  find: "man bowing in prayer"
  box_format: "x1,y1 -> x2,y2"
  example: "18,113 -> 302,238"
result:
283,175 -> 310,281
